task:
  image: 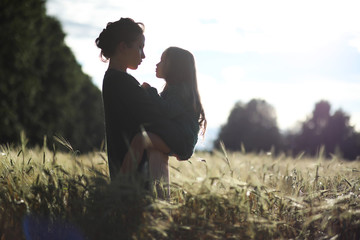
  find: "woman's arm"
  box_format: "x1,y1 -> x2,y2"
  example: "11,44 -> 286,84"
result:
144,85 -> 185,119
104,72 -> 165,125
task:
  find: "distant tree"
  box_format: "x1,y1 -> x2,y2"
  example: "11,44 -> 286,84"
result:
294,101 -> 331,156
0,0 -> 104,152
214,99 -> 281,153
293,100 -> 360,160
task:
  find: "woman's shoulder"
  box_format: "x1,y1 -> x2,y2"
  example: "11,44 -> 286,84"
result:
104,69 -> 139,85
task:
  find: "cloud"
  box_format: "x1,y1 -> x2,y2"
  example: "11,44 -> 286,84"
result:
47,0 -> 360,75
46,0 -> 360,132
202,57 -> 360,129
48,0 -> 360,54
351,112 -> 360,130
196,73 -> 230,128
218,66 -> 360,130
349,34 -> 360,53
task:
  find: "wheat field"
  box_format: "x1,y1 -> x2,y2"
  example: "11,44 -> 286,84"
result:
0,141 -> 359,239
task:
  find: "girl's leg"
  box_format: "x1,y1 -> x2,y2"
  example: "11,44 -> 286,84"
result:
121,132 -> 171,198
146,132 -> 171,154
148,150 -> 170,199
145,133 -> 171,198
121,132 -> 171,174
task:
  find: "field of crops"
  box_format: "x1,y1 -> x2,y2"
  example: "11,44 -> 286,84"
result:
1,141 -> 359,239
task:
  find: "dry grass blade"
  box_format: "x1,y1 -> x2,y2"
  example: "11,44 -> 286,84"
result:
54,135 -> 74,152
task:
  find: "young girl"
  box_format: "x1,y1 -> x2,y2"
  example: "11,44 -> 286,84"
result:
121,47 -> 207,175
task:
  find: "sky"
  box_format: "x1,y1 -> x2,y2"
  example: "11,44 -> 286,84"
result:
46,0 -> 360,149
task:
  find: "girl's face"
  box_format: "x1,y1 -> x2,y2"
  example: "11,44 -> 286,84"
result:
156,51 -> 167,79
124,34 -> 145,70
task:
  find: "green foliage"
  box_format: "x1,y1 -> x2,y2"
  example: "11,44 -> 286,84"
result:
215,99 -> 281,153
1,145 -> 359,239
0,0 -> 104,152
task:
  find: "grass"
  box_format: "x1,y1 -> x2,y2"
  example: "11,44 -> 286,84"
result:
0,140 -> 359,239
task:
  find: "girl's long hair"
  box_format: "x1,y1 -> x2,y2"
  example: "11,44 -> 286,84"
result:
162,47 -> 207,135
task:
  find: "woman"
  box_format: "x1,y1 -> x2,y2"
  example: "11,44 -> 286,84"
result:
95,17 -> 168,180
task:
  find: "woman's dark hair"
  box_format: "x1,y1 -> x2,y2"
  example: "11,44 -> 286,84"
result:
95,18 -> 144,61
163,47 -> 207,135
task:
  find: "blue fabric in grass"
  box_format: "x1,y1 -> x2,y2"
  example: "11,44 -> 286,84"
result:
23,214 -> 84,240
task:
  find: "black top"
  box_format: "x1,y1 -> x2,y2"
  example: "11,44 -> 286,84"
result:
102,69 -> 199,178
102,69 -> 165,178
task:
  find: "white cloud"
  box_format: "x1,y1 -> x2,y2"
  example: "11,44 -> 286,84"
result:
197,73 -> 233,128
216,65 -> 360,130
349,34 -> 360,53
47,0 -> 360,81
48,0 -> 360,54
351,112 -> 360,131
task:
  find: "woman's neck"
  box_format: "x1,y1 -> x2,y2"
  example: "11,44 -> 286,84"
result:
108,58 -> 127,72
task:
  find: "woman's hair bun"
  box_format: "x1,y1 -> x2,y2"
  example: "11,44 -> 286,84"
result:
95,18 -> 144,61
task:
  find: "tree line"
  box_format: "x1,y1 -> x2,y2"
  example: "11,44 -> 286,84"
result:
214,99 -> 360,160
0,0 -> 104,152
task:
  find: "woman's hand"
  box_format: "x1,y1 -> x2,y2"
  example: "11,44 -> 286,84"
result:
141,82 -> 151,88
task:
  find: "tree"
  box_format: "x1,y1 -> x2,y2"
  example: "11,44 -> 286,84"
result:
0,0 -> 104,152
293,100 -> 360,160
294,101 -> 331,156
214,99 -> 281,153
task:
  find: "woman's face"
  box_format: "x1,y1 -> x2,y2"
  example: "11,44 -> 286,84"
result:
156,51 -> 167,79
124,34 -> 145,70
